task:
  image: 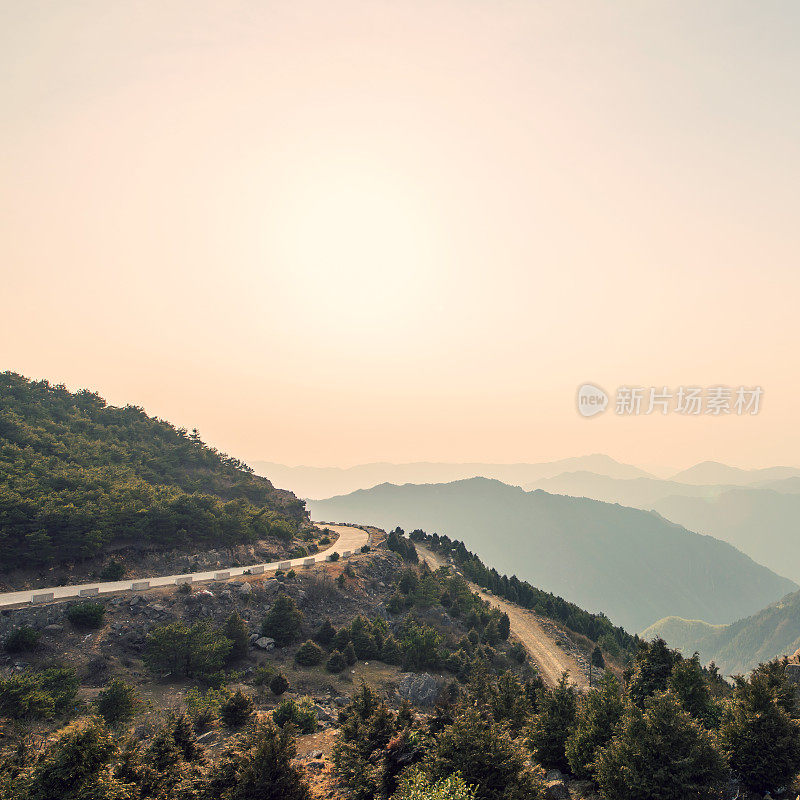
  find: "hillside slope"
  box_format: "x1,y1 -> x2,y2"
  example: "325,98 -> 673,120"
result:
309,477 -> 796,631
0,372 -> 307,569
644,588 -> 800,675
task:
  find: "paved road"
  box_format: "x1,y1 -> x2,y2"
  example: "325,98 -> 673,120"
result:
0,523 -> 368,609
418,544 -> 589,689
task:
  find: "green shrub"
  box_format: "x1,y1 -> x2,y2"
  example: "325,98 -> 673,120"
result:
344,642 -> 357,666
380,634 -> 402,665
273,697 -> 317,734
253,664 -> 276,686
262,594 -> 303,646
145,621 -> 232,680
205,719 -> 310,800
295,639 -> 326,666
425,707 -> 542,800
186,686 -> 228,731
329,551 -> 340,562
270,672 -> 290,696
66,601 -> 105,629
95,678 -> 137,725
396,769 -> 477,800
718,672 -> 800,794
594,693 -> 728,800
565,672 -> 623,779
223,612 -> 250,662
0,667 -> 78,720
326,650 -> 347,673
99,560 -> 126,580
526,673 -> 577,772
350,617 -> 379,660
319,536 -> 332,545
221,689 -> 254,728
4,625 -> 40,653
313,618 -> 336,647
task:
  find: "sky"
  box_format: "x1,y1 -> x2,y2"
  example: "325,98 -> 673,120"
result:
2,1 -> 799,470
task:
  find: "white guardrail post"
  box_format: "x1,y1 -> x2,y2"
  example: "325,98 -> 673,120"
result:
31,592 -> 54,604
250,566 -> 265,575
278,561 -> 291,570
214,571 -> 230,580
131,580 -> 150,591
79,587 -> 100,597
175,576 -> 192,585
303,557 -> 315,568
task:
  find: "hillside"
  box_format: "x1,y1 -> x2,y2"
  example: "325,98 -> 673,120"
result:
254,454 -> 651,499
644,588 -> 800,676
525,472 -> 800,582
0,372 -> 307,570
309,478 -> 797,631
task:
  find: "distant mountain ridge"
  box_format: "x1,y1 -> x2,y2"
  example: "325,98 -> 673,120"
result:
669,460 -> 800,486
308,477 -> 796,632
253,454 -> 652,499
643,587 -> 800,676
523,471 -> 800,583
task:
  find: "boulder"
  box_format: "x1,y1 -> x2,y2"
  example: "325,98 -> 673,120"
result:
238,583 -> 253,597
254,637 -> 275,651
543,780 -> 568,800
398,673 -> 443,707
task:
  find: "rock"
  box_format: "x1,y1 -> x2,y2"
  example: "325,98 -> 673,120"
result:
310,750 -> 323,759
150,604 -> 167,612
314,705 -> 332,721
254,637 -> 275,651
220,590 -> 232,601
197,731 -> 218,744
44,624 -> 63,633
543,780 -> 568,800
398,673 -> 444,707
334,696 -> 348,707
249,633 -> 260,644
238,583 -> 253,597
545,770 -> 563,782
264,579 -> 279,592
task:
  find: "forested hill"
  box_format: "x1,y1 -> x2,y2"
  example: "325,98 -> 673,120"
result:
0,372 -> 307,569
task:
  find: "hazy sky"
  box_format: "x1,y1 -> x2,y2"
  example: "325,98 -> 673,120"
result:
3,1 -> 799,469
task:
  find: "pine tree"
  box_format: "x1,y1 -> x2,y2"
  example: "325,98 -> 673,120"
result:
718,672 -> 800,794
270,673 -> 290,696
344,641 -> 357,666
313,619 -> 336,647
350,617 -> 379,660
526,672 -> 577,772
565,672 -> 623,780
326,650 -> 346,673
223,612 -> 250,662
380,634 -> 402,665
295,639 -> 326,666
594,693 -> 729,800
262,594 -> 303,646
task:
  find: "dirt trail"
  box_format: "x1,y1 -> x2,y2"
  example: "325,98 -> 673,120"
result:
418,545 -> 589,690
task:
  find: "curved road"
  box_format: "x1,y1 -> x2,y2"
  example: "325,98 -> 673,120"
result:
0,524 -> 368,609
418,544 -> 589,689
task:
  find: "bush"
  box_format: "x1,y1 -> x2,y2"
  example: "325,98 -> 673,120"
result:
313,619 -> 336,647
295,639 -> 326,667
594,693 -> 729,800
350,617 -> 379,660
380,635 -> 402,665
262,594 -> 303,646
326,650 -> 346,673
66,601 -> 105,629
526,673 -> 577,772
186,686 -> 228,731
329,551 -> 340,562
145,621 -> 232,680
718,672 -> 800,794
205,719 -> 310,800
0,667 -> 78,719
396,769 -> 477,800
4,625 -> 40,653
273,697 -> 317,734
344,642 -> 357,666
425,707 -> 542,800
565,673 -> 623,779
270,672 -> 290,696
18,716 -> 130,799
95,677 -> 137,725
99,560 -> 126,580
221,689 -> 255,728
223,612 -> 250,662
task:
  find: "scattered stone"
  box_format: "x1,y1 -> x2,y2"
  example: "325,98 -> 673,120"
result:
254,637 -> 275,651
44,624 -> 63,633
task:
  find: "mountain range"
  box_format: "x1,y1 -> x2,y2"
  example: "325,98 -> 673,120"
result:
643,587 -> 800,676
308,477 -> 796,632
